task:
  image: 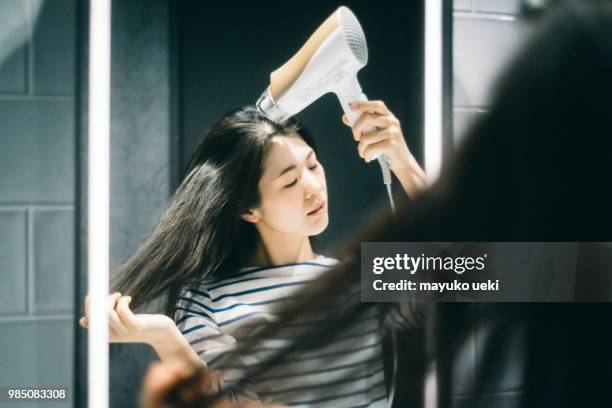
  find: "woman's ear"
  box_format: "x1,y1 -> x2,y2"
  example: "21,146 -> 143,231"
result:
240,209 -> 260,223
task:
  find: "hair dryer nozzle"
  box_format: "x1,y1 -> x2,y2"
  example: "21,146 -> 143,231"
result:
256,88 -> 290,123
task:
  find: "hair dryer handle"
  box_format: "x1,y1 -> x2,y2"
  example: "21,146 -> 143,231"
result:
340,92 -> 370,128
337,92 -> 393,186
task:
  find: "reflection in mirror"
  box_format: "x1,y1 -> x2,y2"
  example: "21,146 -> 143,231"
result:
102,1 -> 427,407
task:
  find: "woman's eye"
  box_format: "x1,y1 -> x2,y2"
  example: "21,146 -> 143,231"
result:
284,178 -> 298,188
308,163 -> 318,170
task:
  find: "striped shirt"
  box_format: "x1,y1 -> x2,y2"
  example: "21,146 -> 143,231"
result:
174,256 -> 388,407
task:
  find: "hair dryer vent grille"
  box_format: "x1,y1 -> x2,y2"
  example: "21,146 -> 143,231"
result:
338,7 -> 368,65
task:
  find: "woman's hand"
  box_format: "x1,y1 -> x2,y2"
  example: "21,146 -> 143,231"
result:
342,100 -> 411,170
140,360 -> 219,408
342,100 -> 428,199
79,292 -> 173,345
80,292 -> 205,368
141,360 -> 286,408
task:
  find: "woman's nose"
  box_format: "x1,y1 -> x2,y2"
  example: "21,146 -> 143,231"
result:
303,171 -> 323,199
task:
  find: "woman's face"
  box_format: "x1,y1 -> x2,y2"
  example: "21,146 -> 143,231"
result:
250,134 -> 328,237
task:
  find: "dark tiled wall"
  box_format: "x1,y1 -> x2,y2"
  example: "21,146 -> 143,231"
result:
0,1 -> 76,406
106,0 -> 174,407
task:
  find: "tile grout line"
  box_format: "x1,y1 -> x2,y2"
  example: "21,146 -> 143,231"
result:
0,94 -> 75,101
25,0 -> 33,96
0,314 -> 73,323
0,204 -> 75,211
27,207 -> 34,315
24,208 -> 30,315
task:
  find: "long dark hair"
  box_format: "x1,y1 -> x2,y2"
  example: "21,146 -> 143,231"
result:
208,0 -> 612,404
111,106 -> 317,316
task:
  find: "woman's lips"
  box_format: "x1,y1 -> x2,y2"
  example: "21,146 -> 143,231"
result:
307,202 -> 326,216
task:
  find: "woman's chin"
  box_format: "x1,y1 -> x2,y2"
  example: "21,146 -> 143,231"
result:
308,214 -> 329,235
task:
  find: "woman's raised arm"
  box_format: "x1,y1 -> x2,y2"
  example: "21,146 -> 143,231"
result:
342,100 -> 428,200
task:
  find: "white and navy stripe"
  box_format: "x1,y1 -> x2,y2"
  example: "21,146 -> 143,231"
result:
174,256 -> 388,408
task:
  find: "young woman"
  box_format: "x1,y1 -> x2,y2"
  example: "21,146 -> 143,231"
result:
80,100 -> 427,406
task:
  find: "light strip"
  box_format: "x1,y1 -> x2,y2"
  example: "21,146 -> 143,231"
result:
424,0 -> 444,183
424,361 -> 438,408
87,0 -> 111,407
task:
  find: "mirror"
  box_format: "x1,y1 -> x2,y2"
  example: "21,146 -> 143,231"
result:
106,1 -> 426,406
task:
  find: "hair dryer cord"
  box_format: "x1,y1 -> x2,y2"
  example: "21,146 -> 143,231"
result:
378,155 -> 395,213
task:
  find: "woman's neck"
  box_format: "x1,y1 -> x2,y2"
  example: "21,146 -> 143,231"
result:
250,229 -> 316,266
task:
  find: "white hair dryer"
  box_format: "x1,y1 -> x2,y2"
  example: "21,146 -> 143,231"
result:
256,6 -> 395,211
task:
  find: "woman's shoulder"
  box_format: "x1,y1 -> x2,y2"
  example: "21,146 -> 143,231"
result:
177,255 -> 340,298
177,278 -> 211,302
313,254 -> 339,266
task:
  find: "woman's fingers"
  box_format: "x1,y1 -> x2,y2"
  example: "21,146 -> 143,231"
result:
342,101 -> 398,141
79,293 -> 132,337
352,113 -> 397,142
342,114 -> 350,126
80,294 -> 92,328
115,296 -> 136,329
108,293 -> 128,336
357,128 -> 393,158
83,294 -> 90,322
362,139 -> 396,163
351,100 -> 392,116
